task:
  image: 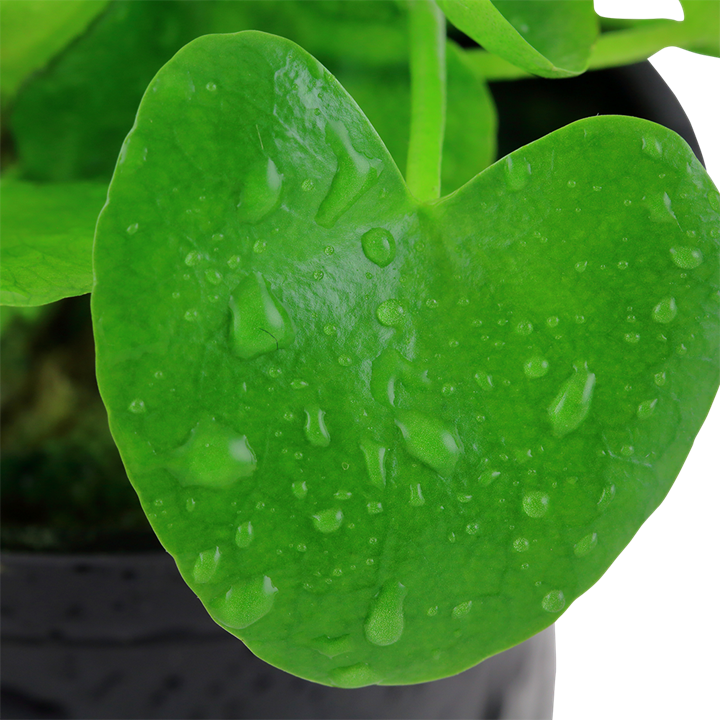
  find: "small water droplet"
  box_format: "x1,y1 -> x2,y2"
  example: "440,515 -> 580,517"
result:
623,199 -> 632,207
617,260 -> 629,270
206,81 -> 217,91
504,155 -> 531,191
574,532 -> 598,557
478,470 -> 500,487
624,332 -> 640,344
253,240 -> 266,254
425,298 -> 438,309
337,355 -> 352,367
185,251 -> 202,267
364,580 -> 407,646
205,269 -> 223,285
323,323 -> 337,336
523,491 -> 549,518
652,296 -> 678,324
292,480 -> 308,499
541,589 -> 565,613
548,363 -> 595,437
209,575 -> 277,629
193,546 -> 221,583
367,501 -> 383,514
597,484 -> 616,511
546,316 -> 560,328
376,299 -> 405,327
128,399 -> 146,414
229,272 -> 295,359
361,228 -> 396,268
474,371 -> 493,391
451,601 -> 472,619
465,522 -> 480,535
313,270 -> 324,280
312,508 -> 343,533
637,399 -> 658,419
567,180 -> 576,188
524,356 -> 549,379
514,320 -> 533,335
395,410 -> 461,476
654,371 -> 666,386
641,136 -> 663,158
227,255 -> 241,269
409,483 -> 425,507
291,379 -> 308,390
126,222 -> 139,235
670,246 -> 703,269
236,157 -> 283,224
303,406 -> 331,447
593,186 -> 602,192
235,521 -> 254,548
330,663 -> 379,688
441,384 -> 455,396
620,444 -> 634,457
360,438 -> 387,489
310,634 -> 353,658
574,260 -> 587,273
513,537 -> 530,552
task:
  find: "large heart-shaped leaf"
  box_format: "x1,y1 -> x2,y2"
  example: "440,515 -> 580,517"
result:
1,180 -> 106,306
438,0 -> 598,77
92,32 -> 720,686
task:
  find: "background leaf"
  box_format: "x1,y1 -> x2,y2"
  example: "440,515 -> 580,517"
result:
93,32 -> 720,686
0,0 -> 108,106
0,180 -> 106,306
438,0 -> 598,77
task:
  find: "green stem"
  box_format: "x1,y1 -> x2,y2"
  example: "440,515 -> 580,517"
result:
406,0 -> 446,203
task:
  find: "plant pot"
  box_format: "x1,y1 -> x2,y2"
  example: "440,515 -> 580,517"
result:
0,60 -> 702,720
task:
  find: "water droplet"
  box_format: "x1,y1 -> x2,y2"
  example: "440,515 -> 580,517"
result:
652,296 -> 678,324
654,371 -> 666,387
523,491 -> 549,518
641,136 -> 663,159
409,483 -> 425,507
623,199 -> 632,207
193,546 -> 221,583
593,186 -> 602,192
524,356 -> 549,379
504,155 -> 531,191
478,470 -> 500,487
624,332 -> 640,344
330,663 -> 379,688
315,121 -> 382,228
128,399 -> 146,414
441,384 -> 455,396
126,222 -> 139,235
209,575 -> 277,629
597,484 -> 616,511
425,298 -> 438,309
541,589 -> 565,613
621,445 -> 635,457
548,363 -> 595,437
513,537 -> 530,552
313,508 -> 343,533
395,410 -> 461,476
574,260 -> 587,273
546,316 -> 560,328
252,240 -> 266,254
323,323 -> 337,336
474,371 -> 493,391
637,399 -> 658,419
361,228 -> 396,268
229,272 -> 295,360
235,521 -> 254,548
367,501 -> 383,514
573,533 -> 598,557
184,309 -> 198,322
466,522 -> 480,535
360,438 -> 387,489
451,601 -> 472,619
337,355 -> 352,367
292,480 -> 308,499
515,320 -> 533,335
185,251 -> 201,267
617,260 -> 629,270
186,498 -> 196,512
364,580 -> 407,646
166,417 -> 256,488
227,255 -> 241,269
310,634 -> 353,658
204,269 -> 223,286
236,157 -> 283,224
303,406 -> 331,447
376,299 -> 405,327
313,270 -> 324,280
670,246 -> 703,269
206,81 -> 217,91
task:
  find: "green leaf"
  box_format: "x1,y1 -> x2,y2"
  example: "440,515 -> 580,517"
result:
438,0 -> 598,78
339,41 -> 496,196
0,0 -> 108,106
0,180 -> 106,306
679,0 -> 720,56
92,32 -> 720,686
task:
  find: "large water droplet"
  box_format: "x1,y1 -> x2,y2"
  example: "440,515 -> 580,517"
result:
370,348 -> 428,407
315,121 -> 382,228
504,155 -> 531,191
573,532 -> 597,557
362,228 -> 396,268
548,363 -> 595,437
167,418 -> 256,488
235,521 -> 254,548
376,299 -> 406,327
364,580 -> 407,647
330,663 -> 379,688
522,491 -> 549,518
541,589 -> 565,613
395,410 -> 461,476
229,272 -> 295,360
313,508 -> 343,533
193,546 -> 221,583
209,576 -> 277,629
670,246 -> 703,269
310,634 -> 354,658
360,437 -> 387,489
652,296 -> 678,324
304,406 -> 331,447
236,157 -> 282,224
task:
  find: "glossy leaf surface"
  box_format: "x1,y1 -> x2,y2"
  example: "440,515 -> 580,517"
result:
93,32 -> 720,686
1,180 -> 106,306
0,0 -> 107,106
438,0 -> 598,77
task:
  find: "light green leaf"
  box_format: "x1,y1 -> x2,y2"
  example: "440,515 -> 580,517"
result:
92,32 -> 720,687
0,180 -> 106,306
0,0 -> 108,106
438,0 -> 598,77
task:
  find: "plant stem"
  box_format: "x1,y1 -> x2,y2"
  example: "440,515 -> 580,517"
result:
406,0 -> 446,203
